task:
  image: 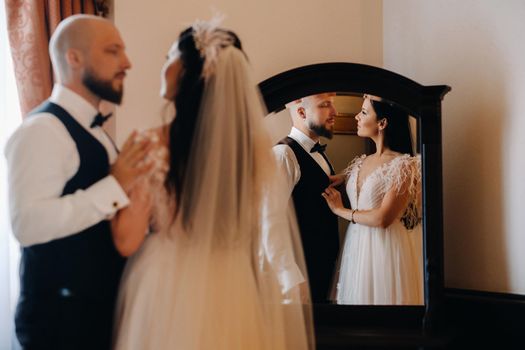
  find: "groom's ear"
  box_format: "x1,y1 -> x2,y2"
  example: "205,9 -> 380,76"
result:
65,48 -> 85,70
297,107 -> 306,119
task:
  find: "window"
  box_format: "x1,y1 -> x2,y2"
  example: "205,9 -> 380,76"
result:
1,2 -> 22,349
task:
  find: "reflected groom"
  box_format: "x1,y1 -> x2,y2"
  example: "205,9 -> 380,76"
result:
273,93 -> 340,303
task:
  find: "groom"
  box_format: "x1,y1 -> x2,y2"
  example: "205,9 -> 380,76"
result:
274,93 -> 340,303
5,15 -> 151,350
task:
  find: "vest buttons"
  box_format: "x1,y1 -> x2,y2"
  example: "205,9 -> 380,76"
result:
113,201 -> 118,208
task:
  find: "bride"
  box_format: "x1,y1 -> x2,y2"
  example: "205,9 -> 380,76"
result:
323,94 -> 423,305
110,18 -> 314,349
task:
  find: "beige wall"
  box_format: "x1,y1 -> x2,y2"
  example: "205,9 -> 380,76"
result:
113,0 -> 383,143
112,0 -> 525,295
384,0 -> 525,294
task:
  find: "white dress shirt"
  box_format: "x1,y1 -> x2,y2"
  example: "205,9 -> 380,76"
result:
273,127 -> 332,196
262,187 -> 306,294
5,84 -> 129,247
266,127 -> 333,294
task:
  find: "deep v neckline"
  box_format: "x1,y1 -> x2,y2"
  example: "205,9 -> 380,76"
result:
354,155 -> 405,205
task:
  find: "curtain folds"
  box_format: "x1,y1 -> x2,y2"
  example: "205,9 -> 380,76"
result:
4,0 -> 105,116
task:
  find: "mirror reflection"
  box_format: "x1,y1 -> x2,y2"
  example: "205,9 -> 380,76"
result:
265,93 -> 423,305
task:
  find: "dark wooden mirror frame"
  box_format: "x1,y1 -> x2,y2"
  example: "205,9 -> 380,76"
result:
258,63 -> 451,339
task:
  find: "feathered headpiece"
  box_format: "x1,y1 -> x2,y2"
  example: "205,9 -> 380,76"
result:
191,15 -> 235,79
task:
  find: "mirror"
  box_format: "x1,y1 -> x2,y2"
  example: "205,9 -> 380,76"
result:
259,62 -> 450,330
265,93 -> 423,306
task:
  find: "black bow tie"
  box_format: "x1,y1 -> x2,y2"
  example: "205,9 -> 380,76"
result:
90,112 -> 113,128
310,142 -> 327,153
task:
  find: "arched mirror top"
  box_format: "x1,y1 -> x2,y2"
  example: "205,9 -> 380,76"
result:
259,62 -> 450,117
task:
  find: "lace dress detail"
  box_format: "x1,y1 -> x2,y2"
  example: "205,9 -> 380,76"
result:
336,154 -> 423,305
132,129 -> 174,234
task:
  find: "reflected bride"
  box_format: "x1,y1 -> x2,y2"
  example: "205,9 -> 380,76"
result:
322,94 -> 423,305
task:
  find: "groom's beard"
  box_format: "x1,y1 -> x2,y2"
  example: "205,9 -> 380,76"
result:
307,121 -> 334,139
83,68 -> 124,105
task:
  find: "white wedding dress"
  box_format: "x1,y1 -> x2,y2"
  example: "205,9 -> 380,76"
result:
336,154 -> 424,305
113,150 -> 308,349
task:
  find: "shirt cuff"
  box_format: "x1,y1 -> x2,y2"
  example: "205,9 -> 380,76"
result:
277,264 -> 306,294
85,175 -> 130,218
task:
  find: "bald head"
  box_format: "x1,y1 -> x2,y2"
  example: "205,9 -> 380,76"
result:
49,15 -> 111,82
287,93 -> 336,121
48,14 -> 131,105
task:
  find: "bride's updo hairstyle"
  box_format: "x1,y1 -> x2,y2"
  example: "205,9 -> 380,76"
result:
166,26 -> 243,219
368,96 -> 414,156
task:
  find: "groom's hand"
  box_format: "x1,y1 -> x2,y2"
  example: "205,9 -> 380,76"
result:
111,131 -> 155,192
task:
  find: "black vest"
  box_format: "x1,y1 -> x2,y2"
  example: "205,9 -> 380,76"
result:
18,101 -> 125,300
279,136 -> 339,302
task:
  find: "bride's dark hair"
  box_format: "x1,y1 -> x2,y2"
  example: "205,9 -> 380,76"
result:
165,27 -> 243,219
369,98 -> 419,229
369,98 -> 414,156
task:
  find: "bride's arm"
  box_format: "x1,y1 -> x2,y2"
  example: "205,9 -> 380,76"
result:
351,187 -> 410,228
111,179 -> 152,256
322,182 -> 410,229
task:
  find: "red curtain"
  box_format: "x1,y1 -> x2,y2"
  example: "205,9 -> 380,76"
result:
4,0 -> 108,117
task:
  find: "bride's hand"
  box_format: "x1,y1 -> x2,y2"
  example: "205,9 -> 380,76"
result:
322,187 -> 344,214
328,174 -> 345,187
111,131 -> 155,192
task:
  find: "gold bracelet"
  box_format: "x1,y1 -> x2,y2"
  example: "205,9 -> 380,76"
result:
351,209 -> 357,224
